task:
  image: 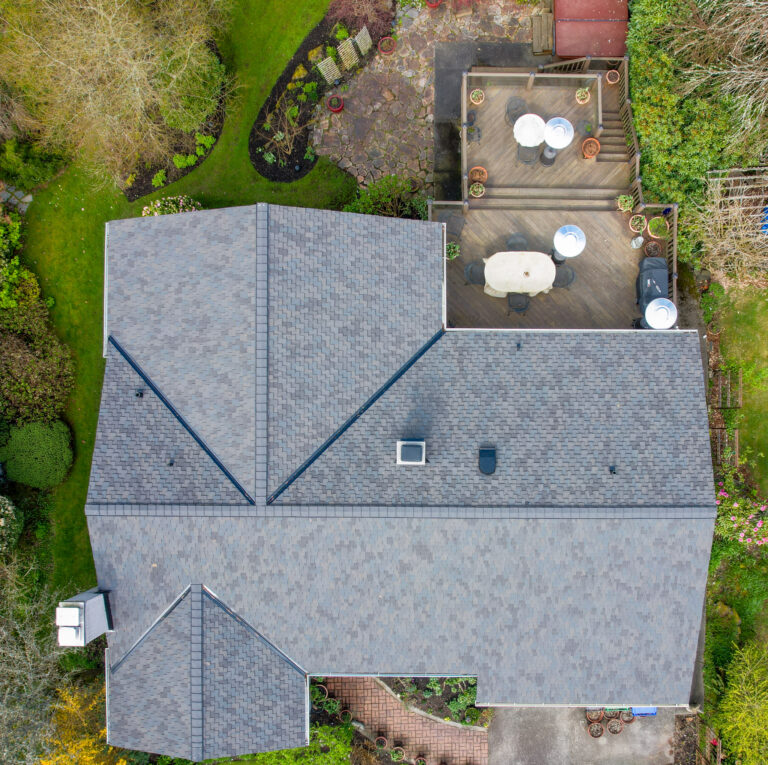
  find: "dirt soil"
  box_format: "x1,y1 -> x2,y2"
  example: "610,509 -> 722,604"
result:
673,714 -> 697,765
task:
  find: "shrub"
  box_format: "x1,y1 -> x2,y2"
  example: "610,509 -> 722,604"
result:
0,139 -> 63,189
0,496 -> 23,557
171,153 -> 197,169
0,420 -> 73,489
717,641 -> 768,765
0,332 -> 73,424
142,195 -> 202,216
151,169 -> 167,188
343,175 -> 428,220
0,204 -> 23,259
328,0 -> 395,40
713,468 -> 768,550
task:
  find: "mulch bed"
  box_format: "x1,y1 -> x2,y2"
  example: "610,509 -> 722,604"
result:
382,677 -> 490,727
123,42 -> 226,202
248,9 -> 394,183
673,714 -> 698,765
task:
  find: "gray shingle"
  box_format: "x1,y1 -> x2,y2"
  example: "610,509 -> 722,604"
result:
91,513 -> 714,708
88,344 -> 246,504
106,207 -> 258,496
276,330 -> 713,506
266,206 -> 443,494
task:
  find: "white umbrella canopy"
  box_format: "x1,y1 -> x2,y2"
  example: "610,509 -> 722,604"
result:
553,225 -> 586,258
645,298 -> 678,329
544,117 -> 575,149
513,113 -> 546,147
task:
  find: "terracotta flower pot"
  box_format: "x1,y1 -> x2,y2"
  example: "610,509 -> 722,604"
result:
426,0 -> 443,7
582,137 -> 600,159
585,708 -> 604,723
607,718 -> 624,735
375,736 -> 389,750
603,709 -> 621,720
339,709 -> 352,723
415,758 -> 427,765
576,88 -> 591,105
629,214 -> 646,233
648,215 -> 670,239
644,240 -> 662,257
469,182 -> 485,198
390,747 -> 405,762
606,69 -> 620,86
588,722 -> 604,738
469,88 -> 485,106
469,166 -> 488,184
378,36 -> 396,55
327,96 -> 344,113
620,710 -> 635,724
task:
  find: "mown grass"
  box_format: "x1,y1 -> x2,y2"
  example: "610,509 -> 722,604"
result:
717,287 -> 768,497
20,0 -> 355,592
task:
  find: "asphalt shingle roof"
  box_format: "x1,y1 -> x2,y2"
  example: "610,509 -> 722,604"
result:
107,585 -> 306,761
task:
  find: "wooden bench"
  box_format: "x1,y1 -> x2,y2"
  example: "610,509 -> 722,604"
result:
532,13 -> 554,55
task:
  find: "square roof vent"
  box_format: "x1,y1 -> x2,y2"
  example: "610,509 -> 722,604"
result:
397,439 -> 425,465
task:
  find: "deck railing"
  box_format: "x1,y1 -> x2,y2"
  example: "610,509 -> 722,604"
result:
460,72 -> 469,205
641,203 -> 678,305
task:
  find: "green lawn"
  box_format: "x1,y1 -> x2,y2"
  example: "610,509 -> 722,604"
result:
20,0 -> 355,592
718,287 -> 768,497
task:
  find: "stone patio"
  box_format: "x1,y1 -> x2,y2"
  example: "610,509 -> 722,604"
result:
311,1 -> 533,189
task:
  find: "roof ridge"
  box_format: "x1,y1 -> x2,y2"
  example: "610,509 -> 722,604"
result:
267,328 -> 445,504
108,336 -> 255,504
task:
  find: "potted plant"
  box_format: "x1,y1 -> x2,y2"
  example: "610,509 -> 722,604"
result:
469,88 -> 485,106
415,758 -> 428,765
469,182 -> 485,198
310,683 -> 328,706
620,710 -> 635,724
327,95 -> 344,113
375,736 -> 389,750
644,240 -> 662,257
446,242 -> 461,260
587,722 -> 604,738
469,166 -> 488,184
629,214 -> 646,233
323,697 -> 341,715
338,709 -> 353,724
606,69 -> 620,86
585,709 -> 604,723
390,747 -> 405,762
648,215 -> 670,239
607,718 -> 624,735
581,137 -> 600,159
616,194 -> 634,213
426,0 -> 443,7
378,36 -> 396,55
575,87 -> 591,105
603,709 -> 620,720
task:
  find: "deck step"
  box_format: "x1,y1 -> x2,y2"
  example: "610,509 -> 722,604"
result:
471,197 -> 618,211
598,128 -> 625,137
483,186 -> 627,200
597,136 -> 630,146
596,152 -> 630,163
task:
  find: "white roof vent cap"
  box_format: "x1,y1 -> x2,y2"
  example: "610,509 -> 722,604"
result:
397,439 -> 426,465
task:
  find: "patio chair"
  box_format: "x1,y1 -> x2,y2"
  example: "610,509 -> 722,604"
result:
464,261 -> 486,285
517,144 -> 540,164
504,97 -> 527,126
467,126 -> 482,144
507,292 -> 530,315
553,264 -> 575,288
506,233 -> 529,251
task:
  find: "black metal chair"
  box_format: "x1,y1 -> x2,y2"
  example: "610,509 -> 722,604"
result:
464,261 -> 486,285
505,97 -> 527,126
553,264 -> 575,288
506,233 -> 529,251
467,126 -> 482,144
507,292 -> 530,314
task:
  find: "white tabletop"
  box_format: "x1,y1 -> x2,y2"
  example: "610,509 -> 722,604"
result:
513,113 -> 546,147
483,251 -> 556,296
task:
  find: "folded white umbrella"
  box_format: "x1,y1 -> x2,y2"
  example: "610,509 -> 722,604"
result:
513,113 -> 546,147
544,117 -> 575,149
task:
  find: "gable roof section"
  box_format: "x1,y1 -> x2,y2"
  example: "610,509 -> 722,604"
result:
107,584 -> 306,761
88,342 -> 248,504
105,206 -> 258,498
266,205 -> 443,494
275,330 -> 713,507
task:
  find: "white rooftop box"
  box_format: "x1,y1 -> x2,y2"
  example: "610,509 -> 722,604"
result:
397,439 -> 426,465
56,588 -> 111,647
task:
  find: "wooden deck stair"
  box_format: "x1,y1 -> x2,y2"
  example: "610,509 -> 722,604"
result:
474,186 -> 625,210
597,112 -> 630,163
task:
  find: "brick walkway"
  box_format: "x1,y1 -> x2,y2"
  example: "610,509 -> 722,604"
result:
324,677 -> 488,765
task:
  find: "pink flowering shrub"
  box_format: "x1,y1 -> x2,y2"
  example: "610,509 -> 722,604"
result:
141,195 -> 202,216
714,467 -> 768,550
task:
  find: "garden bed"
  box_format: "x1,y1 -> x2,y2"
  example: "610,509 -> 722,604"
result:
382,677 -> 492,727
248,5 -> 394,183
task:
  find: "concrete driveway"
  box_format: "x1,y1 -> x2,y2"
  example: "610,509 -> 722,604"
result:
488,707 -> 676,765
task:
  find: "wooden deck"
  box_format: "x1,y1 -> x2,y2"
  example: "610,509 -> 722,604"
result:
437,206 -> 642,329
466,80 -> 630,191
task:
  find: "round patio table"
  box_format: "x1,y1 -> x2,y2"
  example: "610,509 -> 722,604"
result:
513,113 -> 546,147
483,251 -> 556,296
